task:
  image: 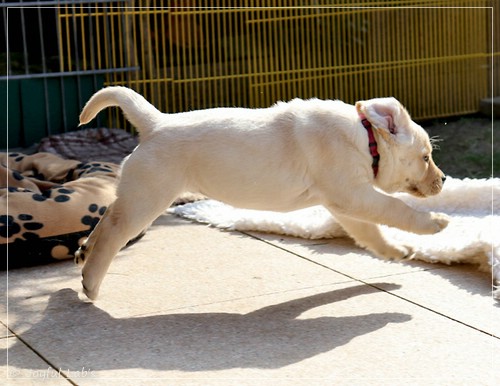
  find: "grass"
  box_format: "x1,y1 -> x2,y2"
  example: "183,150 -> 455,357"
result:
423,116 -> 498,179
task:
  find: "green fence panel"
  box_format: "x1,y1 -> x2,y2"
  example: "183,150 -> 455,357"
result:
2,75 -> 104,149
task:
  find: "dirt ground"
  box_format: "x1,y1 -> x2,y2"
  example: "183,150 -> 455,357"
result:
422,115 -> 499,179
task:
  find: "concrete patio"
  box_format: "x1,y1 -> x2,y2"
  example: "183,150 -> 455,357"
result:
1,214 -> 499,385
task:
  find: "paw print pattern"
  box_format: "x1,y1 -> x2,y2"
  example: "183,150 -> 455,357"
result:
0,214 -> 44,240
53,187 -> 75,203
31,187 -> 75,203
6,154 -> 26,181
8,153 -> 25,162
12,171 -> 24,181
81,204 -> 107,230
32,193 -> 49,202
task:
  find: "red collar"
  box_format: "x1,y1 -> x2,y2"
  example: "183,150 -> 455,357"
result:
359,113 -> 380,177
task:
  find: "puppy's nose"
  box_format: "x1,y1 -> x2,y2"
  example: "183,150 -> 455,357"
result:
441,175 -> 446,183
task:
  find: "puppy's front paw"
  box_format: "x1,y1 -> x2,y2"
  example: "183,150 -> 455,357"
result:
413,212 -> 450,234
376,244 -> 413,261
429,212 -> 450,233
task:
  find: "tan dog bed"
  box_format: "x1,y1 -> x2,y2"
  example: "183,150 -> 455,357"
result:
1,152 -> 119,268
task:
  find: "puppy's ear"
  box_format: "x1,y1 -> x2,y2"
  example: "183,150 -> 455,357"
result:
356,97 -> 410,141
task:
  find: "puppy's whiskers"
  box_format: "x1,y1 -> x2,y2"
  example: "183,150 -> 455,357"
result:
429,136 -> 442,150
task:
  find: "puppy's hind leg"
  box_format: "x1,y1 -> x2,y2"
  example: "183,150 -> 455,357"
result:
74,198 -> 149,268
77,162 -> 183,300
79,192 -> 178,300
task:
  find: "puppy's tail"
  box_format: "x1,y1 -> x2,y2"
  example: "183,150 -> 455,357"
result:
79,86 -> 162,136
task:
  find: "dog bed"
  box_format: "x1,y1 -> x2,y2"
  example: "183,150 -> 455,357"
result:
169,177 -> 500,298
1,152 -> 119,269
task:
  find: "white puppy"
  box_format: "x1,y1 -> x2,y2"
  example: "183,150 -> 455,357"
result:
75,86 -> 449,300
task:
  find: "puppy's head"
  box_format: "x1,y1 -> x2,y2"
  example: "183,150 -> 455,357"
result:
356,97 -> 445,198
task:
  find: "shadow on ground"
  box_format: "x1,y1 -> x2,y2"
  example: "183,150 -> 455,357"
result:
5,284 -> 410,372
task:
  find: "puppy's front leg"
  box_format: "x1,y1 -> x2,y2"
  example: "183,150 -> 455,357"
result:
334,214 -> 412,260
327,186 -> 449,235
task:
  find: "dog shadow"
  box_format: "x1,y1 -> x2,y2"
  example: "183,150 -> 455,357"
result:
5,284 -> 410,372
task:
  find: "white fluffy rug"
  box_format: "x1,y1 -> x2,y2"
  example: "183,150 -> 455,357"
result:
168,177 -> 499,298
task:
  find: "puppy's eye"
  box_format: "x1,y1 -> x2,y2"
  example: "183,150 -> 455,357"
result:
423,155 -> 430,162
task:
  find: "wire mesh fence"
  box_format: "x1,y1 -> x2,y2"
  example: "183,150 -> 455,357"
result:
2,1 -> 499,147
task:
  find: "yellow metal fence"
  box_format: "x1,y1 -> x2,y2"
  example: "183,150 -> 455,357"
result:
58,0 -> 498,129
